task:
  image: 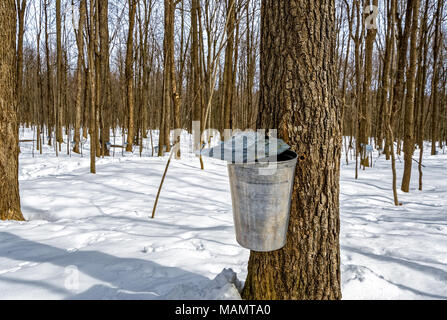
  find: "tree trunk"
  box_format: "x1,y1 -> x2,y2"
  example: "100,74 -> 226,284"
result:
16,0 -> 26,116
359,0 -> 378,168
167,0 -> 181,158
99,0 -> 111,156
73,0 -> 86,154
87,0 -> 97,173
190,0 -> 201,141
242,0 -> 342,300
56,0 -> 63,146
125,0 -> 137,152
430,0 -> 443,156
0,0 -> 25,221
222,0 -> 235,135
401,0 -> 420,193
44,0 -> 53,147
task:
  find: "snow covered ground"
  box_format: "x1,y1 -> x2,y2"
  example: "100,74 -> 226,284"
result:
0,128 -> 446,299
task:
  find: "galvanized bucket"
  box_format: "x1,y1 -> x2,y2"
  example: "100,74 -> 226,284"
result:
227,150 -> 297,252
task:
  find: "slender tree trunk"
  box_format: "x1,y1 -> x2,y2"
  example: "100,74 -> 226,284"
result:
243,0 -> 342,300
392,0 -> 412,136
166,0 -> 181,158
56,0 -> 63,147
353,0 -> 362,179
99,0 -> 111,156
73,0 -> 86,154
16,0 -> 26,117
87,0 -> 97,173
222,0 -> 235,135
36,1 -> 43,154
191,0 -> 201,141
126,0 -> 137,152
401,0 -> 420,193
44,0 -> 53,147
430,0 -> 443,156
384,0 -> 399,205
359,0 -> 378,168
416,0 -> 430,190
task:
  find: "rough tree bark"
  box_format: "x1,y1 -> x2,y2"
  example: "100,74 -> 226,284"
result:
242,0 -> 342,300
0,0 -> 25,221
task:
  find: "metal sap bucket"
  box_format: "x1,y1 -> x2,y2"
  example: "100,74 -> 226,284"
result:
227,150 -> 297,252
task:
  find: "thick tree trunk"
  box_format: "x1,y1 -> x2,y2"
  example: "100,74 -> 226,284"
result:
0,0 -> 25,221
242,0 -> 342,300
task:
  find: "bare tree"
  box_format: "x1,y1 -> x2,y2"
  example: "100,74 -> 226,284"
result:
243,0 -> 342,299
0,0 -> 25,221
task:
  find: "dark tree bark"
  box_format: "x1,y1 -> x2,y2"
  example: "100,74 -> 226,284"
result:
0,0 -> 25,221
242,0 -> 342,300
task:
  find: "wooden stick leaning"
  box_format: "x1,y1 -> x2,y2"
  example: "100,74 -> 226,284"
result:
151,141 -> 180,219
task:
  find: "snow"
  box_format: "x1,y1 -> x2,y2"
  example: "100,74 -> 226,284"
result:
0,128 -> 446,299
340,146 -> 447,300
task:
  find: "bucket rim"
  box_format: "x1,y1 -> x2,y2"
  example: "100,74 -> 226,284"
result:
227,150 -> 298,167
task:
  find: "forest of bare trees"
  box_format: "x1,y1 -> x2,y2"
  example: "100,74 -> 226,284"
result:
0,0 -> 446,300
6,0 -> 444,200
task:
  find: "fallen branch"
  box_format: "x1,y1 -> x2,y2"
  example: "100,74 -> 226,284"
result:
151,142 -> 180,219
412,157 -> 426,168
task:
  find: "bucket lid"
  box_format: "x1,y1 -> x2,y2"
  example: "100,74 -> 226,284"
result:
196,132 -> 290,164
